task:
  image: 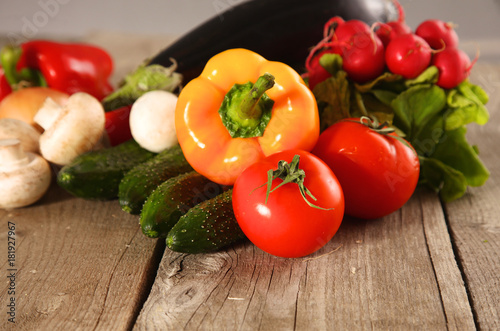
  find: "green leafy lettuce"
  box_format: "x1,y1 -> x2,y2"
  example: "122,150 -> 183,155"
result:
312,54 -> 490,202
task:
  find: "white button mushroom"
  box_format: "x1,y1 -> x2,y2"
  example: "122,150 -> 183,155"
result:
0,139 -> 52,209
0,118 -> 41,154
34,92 -> 106,165
129,90 -> 178,153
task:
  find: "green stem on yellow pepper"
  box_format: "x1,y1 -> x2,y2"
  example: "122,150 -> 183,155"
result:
238,73 -> 275,119
219,73 -> 275,138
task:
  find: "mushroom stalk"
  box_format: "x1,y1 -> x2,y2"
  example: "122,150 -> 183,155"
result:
34,97 -> 63,131
34,92 -> 106,165
0,118 -> 41,153
0,139 -> 30,171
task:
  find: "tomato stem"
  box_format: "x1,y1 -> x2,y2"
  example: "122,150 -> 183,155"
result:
353,116 -> 416,155
255,154 -> 333,210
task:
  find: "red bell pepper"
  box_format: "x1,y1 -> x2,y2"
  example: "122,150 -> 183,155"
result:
105,105 -> 133,146
0,40 -> 114,101
0,67 -> 12,101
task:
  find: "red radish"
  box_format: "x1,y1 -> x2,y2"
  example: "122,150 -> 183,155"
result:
305,16 -> 382,88
333,19 -> 371,42
432,47 -> 472,89
305,47 -> 341,91
375,0 -> 412,46
304,17 -> 349,90
376,22 -> 412,47
322,16 -> 345,37
385,33 -> 432,79
322,17 -> 371,43
415,19 -> 459,49
342,31 -> 385,83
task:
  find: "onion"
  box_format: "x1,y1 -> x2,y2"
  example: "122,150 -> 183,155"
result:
0,87 -> 69,132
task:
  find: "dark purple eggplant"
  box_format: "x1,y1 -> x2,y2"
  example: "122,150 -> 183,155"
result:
148,0 -> 397,83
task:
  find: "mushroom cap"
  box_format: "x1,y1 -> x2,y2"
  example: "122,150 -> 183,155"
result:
38,92 -> 105,165
0,118 -> 41,153
0,140 -> 52,209
130,90 -> 178,153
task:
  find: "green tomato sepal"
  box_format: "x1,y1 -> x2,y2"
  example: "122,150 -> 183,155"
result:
253,154 -> 333,210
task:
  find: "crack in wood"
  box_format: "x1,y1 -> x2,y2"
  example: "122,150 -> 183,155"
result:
440,198 -> 481,331
127,236 -> 166,331
92,227 -> 140,331
167,255 -> 186,280
419,196 -> 451,329
241,262 -> 261,327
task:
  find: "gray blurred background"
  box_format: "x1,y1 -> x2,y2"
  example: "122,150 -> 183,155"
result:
1,0 -> 499,62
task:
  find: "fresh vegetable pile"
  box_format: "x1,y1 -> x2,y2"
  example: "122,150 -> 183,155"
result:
304,1 -> 489,203
0,1 -> 491,259
174,48 -> 320,186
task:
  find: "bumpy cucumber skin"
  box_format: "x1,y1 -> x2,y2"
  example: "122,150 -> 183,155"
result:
57,140 -> 156,200
166,189 -> 246,254
140,171 -> 227,238
118,145 -> 194,215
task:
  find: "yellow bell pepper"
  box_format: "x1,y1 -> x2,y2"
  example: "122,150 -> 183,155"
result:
175,48 -> 319,185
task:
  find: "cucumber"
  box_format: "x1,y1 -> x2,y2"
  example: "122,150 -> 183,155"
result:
166,189 -> 246,254
118,144 -> 193,214
57,139 -> 156,200
140,171 -> 228,238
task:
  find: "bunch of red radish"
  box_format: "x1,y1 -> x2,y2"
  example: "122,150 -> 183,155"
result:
305,1 -> 475,90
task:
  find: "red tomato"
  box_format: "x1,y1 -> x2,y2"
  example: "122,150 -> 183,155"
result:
232,149 -> 344,258
312,118 -> 420,219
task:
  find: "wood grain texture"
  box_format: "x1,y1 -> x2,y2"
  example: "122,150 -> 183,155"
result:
0,33 -> 168,331
0,184 -> 163,330
133,59 -> 500,331
0,34 -> 499,331
441,63 -> 500,330
134,190 -> 474,330
419,190 -> 476,331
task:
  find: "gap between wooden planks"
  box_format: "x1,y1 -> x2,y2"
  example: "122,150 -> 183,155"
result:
133,188 -> 476,331
0,183 -> 164,330
0,34 -> 498,330
0,33 -> 169,331
441,63 -> 500,330
133,63 -> 500,331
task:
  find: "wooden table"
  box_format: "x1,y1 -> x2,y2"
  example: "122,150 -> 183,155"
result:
1,33 -> 499,331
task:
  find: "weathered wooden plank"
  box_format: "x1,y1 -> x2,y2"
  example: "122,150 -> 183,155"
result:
0,184 -> 163,330
419,190 -> 476,331
0,33 -> 167,331
294,193 -> 466,331
1,33 -> 497,331
442,63 -> 500,331
134,188 -> 470,330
